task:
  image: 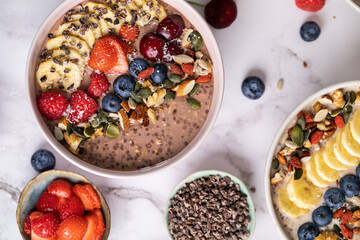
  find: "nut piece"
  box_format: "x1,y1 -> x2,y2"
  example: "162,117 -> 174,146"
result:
142,80 -> 158,92
317,123 -> 326,131
349,210 -> 360,227
118,109 -> 130,130
58,117 -> 69,131
270,168 -> 287,185
177,79 -> 195,97
313,102 -> 322,114
356,92 -> 360,105
277,152 -> 287,165
314,109 -> 329,122
128,99 -> 137,110
279,147 -> 295,156
173,54 -> 194,65
64,132 -> 82,154
130,105 -> 149,127
180,28 -> 193,48
323,128 -> 336,139
319,94 -> 333,104
285,140 -> 298,149
121,101 -> 130,112
147,108 -> 157,124
304,139 -> 311,148
91,128 -> 103,140
287,161 -> 295,173
332,89 -> 345,108
146,89 -> 166,107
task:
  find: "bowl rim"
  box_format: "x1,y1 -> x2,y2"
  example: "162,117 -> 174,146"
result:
25,0 -> 225,178
346,0 -> 360,12
16,169 -> 111,240
264,80 -> 360,239
164,170 -> 256,240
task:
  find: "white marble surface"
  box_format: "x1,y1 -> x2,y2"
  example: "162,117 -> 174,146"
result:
2,0 -> 360,239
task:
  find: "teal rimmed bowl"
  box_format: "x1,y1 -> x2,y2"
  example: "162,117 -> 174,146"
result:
16,170 -> 111,240
165,170 -> 256,239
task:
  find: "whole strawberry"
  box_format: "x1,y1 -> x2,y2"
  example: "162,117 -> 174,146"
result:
67,90 -> 98,125
47,179 -> 73,199
58,195 -> 85,221
57,215 -> 87,240
36,192 -> 60,213
87,72 -> 110,98
31,212 -> 60,239
119,25 -> 140,43
37,91 -> 68,120
295,0 -> 325,12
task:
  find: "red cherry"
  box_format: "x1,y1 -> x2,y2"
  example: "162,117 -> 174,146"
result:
156,15 -> 185,40
205,0 -> 237,29
163,40 -> 184,63
140,33 -> 165,62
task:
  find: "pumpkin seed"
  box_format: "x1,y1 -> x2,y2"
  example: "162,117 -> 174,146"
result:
106,124 -> 120,138
189,30 -> 203,51
130,91 -> 143,103
137,88 -> 152,99
333,224 -> 344,239
161,79 -> 174,88
99,111 -> 108,123
292,149 -> 303,158
272,157 -> 279,170
169,74 -> 182,83
66,123 -> 73,135
342,113 -> 350,123
314,109 -> 329,122
186,98 -> 201,110
91,118 -> 101,128
135,82 -> 142,92
188,83 -> 199,97
165,90 -> 175,101
331,108 -> 343,117
304,129 -> 311,141
296,116 -> 306,130
344,91 -> 351,106
84,127 -> 94,137
294,168 -> 303,180
345,105 -> 353,114
128,98 -> 137,109
291,125 -> 305,147
54,126 -> 64,141
72,126 -> 87,138
352,206 -> 360,212
350,91 -> 356,104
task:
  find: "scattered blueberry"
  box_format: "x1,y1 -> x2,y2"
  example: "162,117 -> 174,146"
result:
241,76 -> 265,100
324,188 -> 345,209
340,174 -> 360,197
31,149 -> 56,173
113,75 -> 136,99
297,222 -> 320,240
356,164 -> 360,178
102,93 -> 122,113
151,63 -> 168,84
312,206 -> 333,227
300,21 -> 321,42
129,58 -> 150,79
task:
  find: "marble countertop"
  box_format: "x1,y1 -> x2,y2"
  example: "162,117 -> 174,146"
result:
2,0 -> 360,239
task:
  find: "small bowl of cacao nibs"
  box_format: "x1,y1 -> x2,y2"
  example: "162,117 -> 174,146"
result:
165,170 -> 255,240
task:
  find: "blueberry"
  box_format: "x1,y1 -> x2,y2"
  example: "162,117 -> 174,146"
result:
297,222 -> 320,240
300,21 -> 321,42
113,75 -> 136,99
356,164 -> 360,178
151,63 -> 168,84
340,174 -> 360,197
324,188 -> 345,209
241,76 -> 265,100
31,149 -> 56,173
129,58 -> 150,79
102,93 -> 122,113
312,206 -> 333,227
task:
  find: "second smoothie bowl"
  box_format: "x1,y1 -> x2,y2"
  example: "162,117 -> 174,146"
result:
26,0 -> 224,178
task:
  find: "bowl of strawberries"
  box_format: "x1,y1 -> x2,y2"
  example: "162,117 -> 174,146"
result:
16,170 -> 110,240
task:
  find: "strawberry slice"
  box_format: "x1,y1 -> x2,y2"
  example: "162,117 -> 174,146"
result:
47,179 -> 73,199
107,35 -> 136,55
24,212 -> 32,235
119,25 -> 140,43
92,209 -> 105,239
83,213 -> 99,240
36,192 -> 60,213
89,36 -> 128,74
57,215 -> 87,240
73,184 -> 101,211
58,195 -> 85,221
31,212 -> 60,239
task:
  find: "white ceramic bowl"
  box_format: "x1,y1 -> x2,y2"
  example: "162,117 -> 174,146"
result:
264,80 -> 360,239
165,170 -> 256,240
26,0 -> 224,178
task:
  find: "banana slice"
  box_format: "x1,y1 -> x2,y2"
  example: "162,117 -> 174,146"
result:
315,152 -> 340,182
343,123 -> 360,157
278,187 -> 309,218
350,110 -> 360,144
108,0 -> 139,24
287,173 -> 322,209
305,157 -> 330,188
84,2 -> 122,33
137,0 -> 167,26
68,13 -> 103,39
322,137 -> 348,170
333,128 -> 359,166
46,35 -> 91,59
51,48 -> 85,71
54,20 -> 96,47
37,58 -> 82,92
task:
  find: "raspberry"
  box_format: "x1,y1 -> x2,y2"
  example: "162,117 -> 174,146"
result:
37,91 -> 68,120
310,130 -> 323,144
335,115 -> 345,128
295,0 -> 325,12
87,72 -> 110,98
67,90 -> 98,125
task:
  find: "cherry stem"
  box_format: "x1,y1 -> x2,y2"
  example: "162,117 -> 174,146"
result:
186,1 -> 206,8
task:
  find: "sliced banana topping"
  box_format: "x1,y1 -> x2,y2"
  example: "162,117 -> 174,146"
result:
46,35 -> 91,59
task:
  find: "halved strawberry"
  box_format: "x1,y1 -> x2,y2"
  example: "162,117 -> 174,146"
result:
57,215 -> 87,240
58,195 -> 85,221
31,212 -> 60,239
92,209 -> 105,239
83,213 -> 99,240
107,35 -> 136,55
119,25 -> 140,43
89,36 -> 128,74
36,192 -> 59,213
47,179 -> 73,199
73,184 -> 101,211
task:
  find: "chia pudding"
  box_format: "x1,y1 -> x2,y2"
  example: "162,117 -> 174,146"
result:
34,0 -> 214,170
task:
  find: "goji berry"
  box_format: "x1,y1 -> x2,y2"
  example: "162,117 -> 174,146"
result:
341,211 -> 353,224
310,130 -> 323,144
196,74 -> 212,83
300,151 -> 310,158
137,67 -> 154,81
335,115 -> 345,128
181,63 -> 194,76
334,207 -> 347,218
297,111 -> 305,118
169,65 -> 185,78
304,113 -> 314,123
341,224 -> 353,240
